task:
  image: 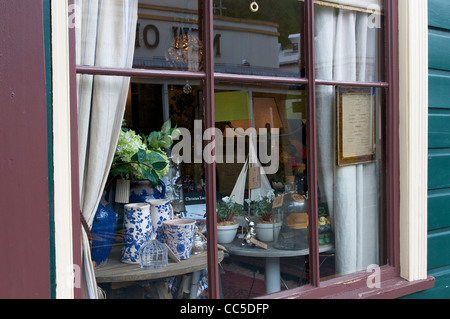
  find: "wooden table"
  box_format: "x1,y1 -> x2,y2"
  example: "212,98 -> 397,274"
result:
95,245 -> 224,298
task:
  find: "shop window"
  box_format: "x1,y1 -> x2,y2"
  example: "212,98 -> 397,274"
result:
75,0 -> 399,299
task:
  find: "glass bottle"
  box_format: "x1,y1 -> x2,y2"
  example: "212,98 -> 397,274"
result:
166,156 -> 186,216
191,226 -> 206,255
273,176 -> 309,250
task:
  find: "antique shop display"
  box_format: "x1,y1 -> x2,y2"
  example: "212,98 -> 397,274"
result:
90,199 -> 117,268
255,220 -> 281,243
121,203 -> 152,264
273,176 -> 309,250
249,189 -> 281,242
162,219 -> 196,260
165,156 -> 186,216
129,180 -> 166,203
191,226 -> 207,255
138,234 -> 168,270
216,196 -> 246,244
146,198 -> 174,243
110,120 -> 179,203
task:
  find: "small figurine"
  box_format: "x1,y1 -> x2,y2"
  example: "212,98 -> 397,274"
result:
242,217 -> 257,247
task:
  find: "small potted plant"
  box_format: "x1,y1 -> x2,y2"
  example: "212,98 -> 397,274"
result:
216,196 -> 246,244
249,190 -> 281,242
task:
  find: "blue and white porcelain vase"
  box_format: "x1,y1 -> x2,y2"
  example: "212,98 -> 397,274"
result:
129,180 -> 166,203
90,200 -> 117,268
162,219 -> 196,260
121,203 -> 152,264
146,198 -> 173,243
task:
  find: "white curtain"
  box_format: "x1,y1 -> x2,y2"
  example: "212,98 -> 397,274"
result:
75,0 -> 138,298
315,4 -> 379,275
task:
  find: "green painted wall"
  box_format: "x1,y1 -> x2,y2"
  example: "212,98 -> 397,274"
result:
404,0 -> 450,299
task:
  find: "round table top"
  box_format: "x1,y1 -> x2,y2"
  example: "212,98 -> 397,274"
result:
223,238 -> 334,258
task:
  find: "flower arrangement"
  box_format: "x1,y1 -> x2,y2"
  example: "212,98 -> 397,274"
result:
110,120 -> 180,184
216,196 -> 246,225
248,190 -> 276,223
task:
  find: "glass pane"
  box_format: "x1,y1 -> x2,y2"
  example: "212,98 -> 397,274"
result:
314,0 -> 384,82
134,1 -> 202,71
214,81 -> 310,298
76,1 -> 203,71
94,77 -> 214,299
213,0 -> 305,78
316,85 -> 387,281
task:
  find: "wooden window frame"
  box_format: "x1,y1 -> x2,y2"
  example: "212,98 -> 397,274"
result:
66,0 -> 435,299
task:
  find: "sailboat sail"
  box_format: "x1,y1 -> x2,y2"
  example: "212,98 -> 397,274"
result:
230,134 -> 273,205
229,159 -> 248,205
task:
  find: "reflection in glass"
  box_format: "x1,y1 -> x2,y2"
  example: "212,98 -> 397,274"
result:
213,0 -> 304,78
133,0 -> 202,71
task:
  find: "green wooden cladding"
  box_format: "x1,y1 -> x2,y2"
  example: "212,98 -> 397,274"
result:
411,0 -> 450,299
429,0 -> 450,30
428,189 -> 450,230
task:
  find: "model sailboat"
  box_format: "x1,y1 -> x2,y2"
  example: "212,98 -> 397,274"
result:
229,133 -> 273,207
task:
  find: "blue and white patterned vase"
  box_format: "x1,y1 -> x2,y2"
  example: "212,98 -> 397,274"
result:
121,203 -> 152,264
129,180 -> 166,203
146,198 -> 174,243
162,219 -> 196,260
90,200 -> 117,268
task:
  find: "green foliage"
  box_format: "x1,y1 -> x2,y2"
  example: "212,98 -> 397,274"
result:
216,196 -> 246,224
110,119 -> 180,184
141,119 -> 181,151
248,190 -> 275,222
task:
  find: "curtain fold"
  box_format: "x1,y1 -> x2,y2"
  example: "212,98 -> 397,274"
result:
315,4 -> 379,275
75,0 -> 138,299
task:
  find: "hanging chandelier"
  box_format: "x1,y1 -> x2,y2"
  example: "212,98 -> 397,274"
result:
165,32 -> 203,71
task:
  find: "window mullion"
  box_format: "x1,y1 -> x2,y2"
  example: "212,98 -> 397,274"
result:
384,0 -> 400,271
305,0 -> 320,288
202,0 -> 220,299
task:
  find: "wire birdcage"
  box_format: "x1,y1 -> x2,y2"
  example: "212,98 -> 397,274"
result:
138,234 -> 168,269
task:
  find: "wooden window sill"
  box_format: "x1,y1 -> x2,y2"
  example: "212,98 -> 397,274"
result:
258,266 -> 435,299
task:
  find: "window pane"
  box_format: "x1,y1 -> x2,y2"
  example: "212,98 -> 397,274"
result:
215,81 -> 310,297
213,0 -> 305,78
76,1 -> 203,71
314,0 -> 384,82
316,85 -> 387,280
94,77 -> 214,299
134,1 -> 202,71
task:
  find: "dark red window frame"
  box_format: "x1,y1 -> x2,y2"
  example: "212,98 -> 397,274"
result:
69,0 -> 435,299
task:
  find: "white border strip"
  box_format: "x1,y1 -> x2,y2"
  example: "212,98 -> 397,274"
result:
51,0 -> 75,298
399,0 -> 429,282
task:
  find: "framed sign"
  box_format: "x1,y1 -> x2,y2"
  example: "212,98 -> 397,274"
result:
336,87 -> 376,166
